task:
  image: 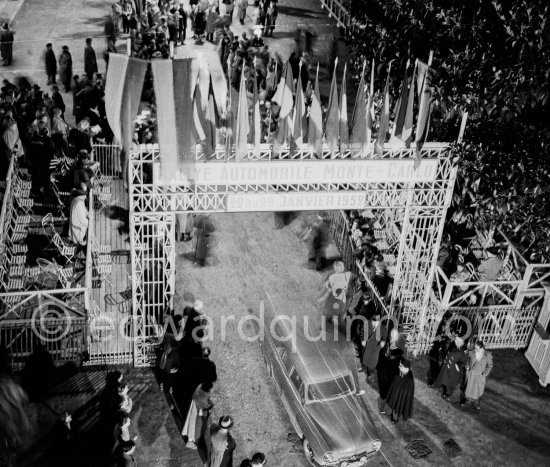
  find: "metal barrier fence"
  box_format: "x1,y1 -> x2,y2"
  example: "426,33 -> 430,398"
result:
326,210 -> 390,316
320,0 -> 353,30
0,317 -> 88,371
92,143 -> 122,178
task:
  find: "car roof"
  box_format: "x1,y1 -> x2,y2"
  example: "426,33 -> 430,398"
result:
272,320 -> 352,384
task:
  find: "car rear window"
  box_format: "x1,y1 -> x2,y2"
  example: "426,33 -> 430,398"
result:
307,375 -> 355,402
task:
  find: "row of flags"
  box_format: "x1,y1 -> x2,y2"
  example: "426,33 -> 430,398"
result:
232,56 -> 434,161
105,53 -> 435,179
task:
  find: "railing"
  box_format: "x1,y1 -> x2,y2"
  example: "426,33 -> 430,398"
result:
0,154 -> 15,248
0,316 -> 88,371
319,0 -> 353,30
326,210 -> 390,316
92,143 -> 122,178
446,305 -> 539,350
433,266 -> 524,309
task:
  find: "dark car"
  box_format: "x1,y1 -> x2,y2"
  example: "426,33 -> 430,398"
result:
260,316 -> 381,466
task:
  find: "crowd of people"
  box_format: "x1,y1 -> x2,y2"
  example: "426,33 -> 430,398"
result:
157,299 -> 268,466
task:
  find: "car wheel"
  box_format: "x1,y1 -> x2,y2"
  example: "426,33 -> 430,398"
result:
302,438 -> 317,466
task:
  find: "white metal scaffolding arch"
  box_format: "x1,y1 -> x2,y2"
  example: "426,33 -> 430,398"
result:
129,142 -> 457,365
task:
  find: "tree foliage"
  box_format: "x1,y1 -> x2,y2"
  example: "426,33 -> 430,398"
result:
346,0 -> 550,260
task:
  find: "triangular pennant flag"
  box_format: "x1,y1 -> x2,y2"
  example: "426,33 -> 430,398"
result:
350,60 -> 368,156
225,74 -> 233,159
272,62 -> 294,119
292,62 -> 306,148
402,62 -> 417,148
366,59 -> 375,154
308,63 -> 323,158
339,62 -> 349,153
392,60 -> 410,139
325,57 -> 340,152
351,60 -> 366,133
415,59 -> 434,166
375,62 -> 392,156
204,83 -> 217,157
252,65 -> 262,156
235,69 -> 250,161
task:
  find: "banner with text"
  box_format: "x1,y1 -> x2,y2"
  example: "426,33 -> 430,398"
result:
227,192 -> 369,212
153,159 -> 438,186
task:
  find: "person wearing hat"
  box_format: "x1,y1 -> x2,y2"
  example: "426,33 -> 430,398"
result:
84,38 -> 98,81
360,312 -> 387,379
182,380 -> 213,460
58,45 -> 73,92
193,217 -> 208,267
433,335 -> 469,401
381,358 -> 415,423
183,299 -> 206,341
463,340 -> 493,410
209,415 -> 236,467
45,43 -> 57,85
69,184 -> 90,246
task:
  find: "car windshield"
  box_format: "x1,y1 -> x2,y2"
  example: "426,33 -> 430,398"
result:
306,375 -> 355,402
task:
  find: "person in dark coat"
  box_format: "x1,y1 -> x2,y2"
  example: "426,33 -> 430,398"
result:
183,299 -> 206,341
51,85 -> 65,117
51,411 -> 75,466
382,358 -> 414,423
45,43 -> 57,85
174,346 -> 217,420
360,313 -> 387,378
306,215 -> 329,271
58,46 -> 73,92
159,325 -> 182,394
376,329 -> 405,407
1,23 -> 14,66
99,371 -> 124,422
433,336 -> 468,401
209,416 -> 236,467
177,3 -> 187,45
427,311 -> 452,386
188,347 -> 218,388
84,38 -> 98,81
194,225 -> 208,266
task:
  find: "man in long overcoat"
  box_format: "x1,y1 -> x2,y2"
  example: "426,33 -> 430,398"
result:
58,46 -> 73,92
84,38 -> 98,80
464,340 -> 493,410
434,336 -> 469,400
360,313 -> 387,378
1,23 -> 14,65
45,43 -> 57,85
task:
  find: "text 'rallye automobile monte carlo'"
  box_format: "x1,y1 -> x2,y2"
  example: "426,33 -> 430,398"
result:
259,313 -> 382,466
